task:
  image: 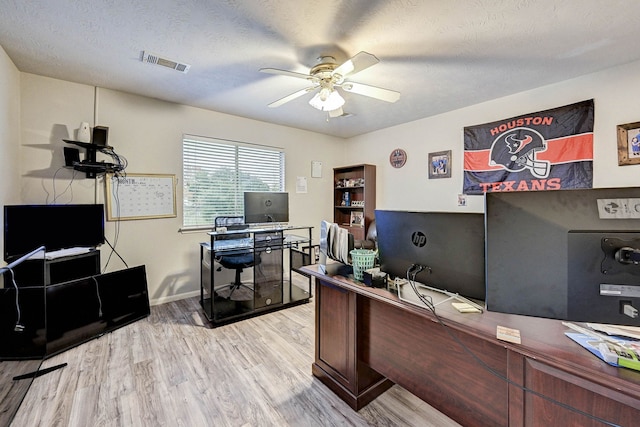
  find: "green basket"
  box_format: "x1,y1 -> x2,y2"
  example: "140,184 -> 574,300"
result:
350,249 -> 376,281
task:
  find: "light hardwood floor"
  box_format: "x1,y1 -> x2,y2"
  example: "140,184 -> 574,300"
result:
12,289 -> 461,427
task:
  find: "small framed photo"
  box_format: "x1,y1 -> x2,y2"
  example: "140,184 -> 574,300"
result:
617,121 -> 640,165
428,150 -> 452,179
350,211 -> 364,227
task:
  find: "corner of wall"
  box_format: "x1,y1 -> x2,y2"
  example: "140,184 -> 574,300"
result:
0,44 -> 22,263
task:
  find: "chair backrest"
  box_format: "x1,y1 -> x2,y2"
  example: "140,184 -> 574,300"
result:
214,216 -> 245,229
214,216 -> 248,240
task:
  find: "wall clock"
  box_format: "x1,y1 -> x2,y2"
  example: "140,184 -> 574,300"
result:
389,148 -> 407,168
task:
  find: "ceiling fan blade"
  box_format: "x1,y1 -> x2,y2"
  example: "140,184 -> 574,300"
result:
268,86 -> 318,108
260,68 -> 316,81
341,82 -> 400,103
329,107 -> 344,118
333,51 -> 379,78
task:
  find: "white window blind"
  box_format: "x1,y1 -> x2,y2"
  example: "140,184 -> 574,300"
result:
182,135 -> 285,228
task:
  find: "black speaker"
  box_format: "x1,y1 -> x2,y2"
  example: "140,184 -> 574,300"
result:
92,126 -> 109,147
63,147 -> 80,167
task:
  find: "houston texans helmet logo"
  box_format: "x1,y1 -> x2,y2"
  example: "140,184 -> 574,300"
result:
489,127 -> 550,178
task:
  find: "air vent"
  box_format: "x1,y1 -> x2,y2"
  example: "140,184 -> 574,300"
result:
141,51 -> 191,73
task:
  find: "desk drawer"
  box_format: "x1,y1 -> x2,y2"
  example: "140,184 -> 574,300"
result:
254,231 -> 283,248
254,246 -> 283,308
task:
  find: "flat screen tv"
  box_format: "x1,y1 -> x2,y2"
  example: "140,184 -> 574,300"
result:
45,265 -> 149,357
243,192 -> 289,224
375,210 -> 486,301
485,187 -> 640,326
4,204 -> 105,261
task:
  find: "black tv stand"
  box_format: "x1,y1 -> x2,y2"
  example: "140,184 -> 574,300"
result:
8,250 -> 151,357
11,250 -> 100,286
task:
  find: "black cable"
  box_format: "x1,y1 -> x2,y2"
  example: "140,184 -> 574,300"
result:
405,264 -> 621,427
7,268 -> 24,332
91,276 -> 103,318
103,236 -> 128,269
99,146 -> 128,173
103,175 -> 128,271
51,166 -> 77,204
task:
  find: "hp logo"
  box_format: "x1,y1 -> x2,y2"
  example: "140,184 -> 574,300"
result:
411,231 -> 427,247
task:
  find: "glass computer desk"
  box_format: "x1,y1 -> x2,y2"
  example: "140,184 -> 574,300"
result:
200,225 -> 313,326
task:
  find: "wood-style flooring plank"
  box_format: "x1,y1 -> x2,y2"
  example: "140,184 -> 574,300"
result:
11,289 -> 461,427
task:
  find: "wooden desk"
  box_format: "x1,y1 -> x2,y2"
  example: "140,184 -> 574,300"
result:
302,264 -> 640,427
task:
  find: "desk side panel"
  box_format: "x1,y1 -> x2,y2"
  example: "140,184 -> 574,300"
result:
313,279 -> 391,409
315,281 -> 354,384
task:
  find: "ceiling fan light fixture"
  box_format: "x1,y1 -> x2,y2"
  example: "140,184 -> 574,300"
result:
309,89 -> 345,111
262,50 -> 398,116
319,87 -> 332,101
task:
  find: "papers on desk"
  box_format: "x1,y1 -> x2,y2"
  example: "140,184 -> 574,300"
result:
565,332 -> 640,372
28,247 -> 93,260
587,323 -> 640,340
563,322 -> 640,372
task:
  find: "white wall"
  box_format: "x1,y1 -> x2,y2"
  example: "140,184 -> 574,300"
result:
11,57 -> 640,303
0,45 -> 22,261
20,75 -> 97,203
18,74 -> 345,304
346,59 -> 640,213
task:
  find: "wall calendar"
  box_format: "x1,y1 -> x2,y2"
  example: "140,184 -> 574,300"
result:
105,173 -> 177,221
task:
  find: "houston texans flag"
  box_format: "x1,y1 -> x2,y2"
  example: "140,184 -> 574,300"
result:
463,99 -> 594,195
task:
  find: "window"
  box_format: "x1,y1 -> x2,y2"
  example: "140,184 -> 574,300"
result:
182,135 -> 285,228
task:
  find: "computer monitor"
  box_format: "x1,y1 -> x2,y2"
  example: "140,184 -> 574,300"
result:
243,192 -> 289,224
485,187 -> 640,326
3,204 -> 105,261
375,210 -> 486,300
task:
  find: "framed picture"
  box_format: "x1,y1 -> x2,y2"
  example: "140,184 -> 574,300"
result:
617,121 -> 640,165
350,211 -> 364,227
428,150 -> 452,179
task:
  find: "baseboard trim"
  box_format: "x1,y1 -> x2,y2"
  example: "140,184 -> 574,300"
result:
150,290 -> 200,306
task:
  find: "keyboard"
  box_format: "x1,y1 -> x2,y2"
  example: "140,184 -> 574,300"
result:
213,238 -> 253,251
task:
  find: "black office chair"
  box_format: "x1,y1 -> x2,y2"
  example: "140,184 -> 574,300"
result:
354,219 -> 377,250
214,216 -> 258,300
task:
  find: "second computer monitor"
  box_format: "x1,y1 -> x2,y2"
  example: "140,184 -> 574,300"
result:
485,187 -> 640,326
243,191 -> 289,224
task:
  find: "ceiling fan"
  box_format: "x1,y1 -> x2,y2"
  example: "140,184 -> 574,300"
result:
260,51 -> 400,118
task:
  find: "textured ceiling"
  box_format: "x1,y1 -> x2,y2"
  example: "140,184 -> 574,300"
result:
2,0 -> 640,138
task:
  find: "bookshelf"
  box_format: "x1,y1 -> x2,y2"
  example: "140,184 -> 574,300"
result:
333,164 -> 376,241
